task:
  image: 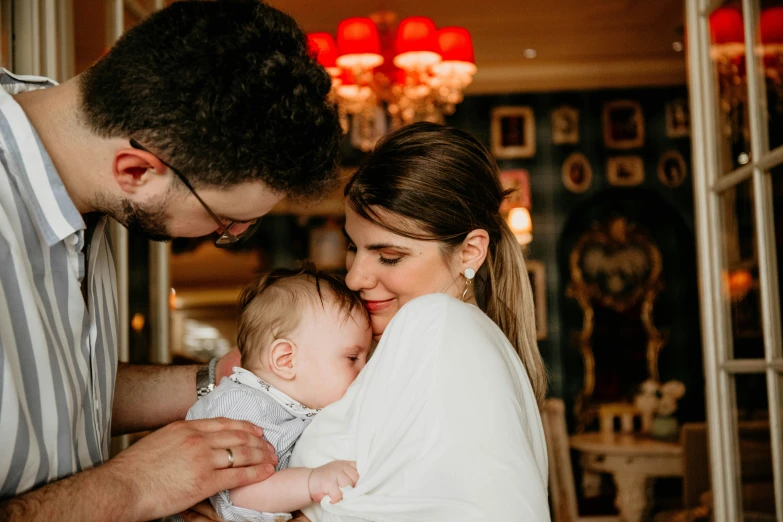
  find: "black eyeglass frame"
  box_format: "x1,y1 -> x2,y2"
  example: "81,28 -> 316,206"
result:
129,139 -> 257,248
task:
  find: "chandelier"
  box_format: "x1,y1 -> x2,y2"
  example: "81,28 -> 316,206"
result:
307,14 -> 477,151
709,7 -> 783,145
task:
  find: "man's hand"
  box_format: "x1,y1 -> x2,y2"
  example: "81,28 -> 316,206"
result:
177,500 -> 221,521
307,461 -> 359,504
104,418 -> 277,521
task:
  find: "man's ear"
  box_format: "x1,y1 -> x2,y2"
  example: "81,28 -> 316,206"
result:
268,338 -> 297,380
112,148 -> 168,195
460,228 -> 489,273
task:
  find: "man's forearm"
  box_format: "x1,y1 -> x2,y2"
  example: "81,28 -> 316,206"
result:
111,362 -> 199,435
0,465 -> 137,522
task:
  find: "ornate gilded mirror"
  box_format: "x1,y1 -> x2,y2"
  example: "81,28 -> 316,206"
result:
566,217 -> 665,431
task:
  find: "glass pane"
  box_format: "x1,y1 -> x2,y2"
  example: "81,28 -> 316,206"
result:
771,168 -> 783,360
732,373 -> 776,520
721,180 -> 764,358
761,0 -> 783,152
709,1 -> 752,175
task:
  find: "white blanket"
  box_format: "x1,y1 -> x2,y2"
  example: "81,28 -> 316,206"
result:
290,294 -> 550,521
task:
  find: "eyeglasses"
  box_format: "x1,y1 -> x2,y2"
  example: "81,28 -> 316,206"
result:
129,139 -> 258,248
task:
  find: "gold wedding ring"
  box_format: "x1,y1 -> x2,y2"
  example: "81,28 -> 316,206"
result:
225,448 -> 234,468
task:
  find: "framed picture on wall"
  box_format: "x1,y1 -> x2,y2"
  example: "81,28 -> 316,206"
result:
526,260 -> 547,341
658,150 -> 688,188
491,106 -> 536,159
607,156 -> 645,186
602,100 -> 645,149
499,169 -> 532,213
551,106 -> 580,144
665,99 -> 690,138
562,152 -> 592,193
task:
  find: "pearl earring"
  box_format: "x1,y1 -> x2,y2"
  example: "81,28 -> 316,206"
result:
462,268 -> 476,301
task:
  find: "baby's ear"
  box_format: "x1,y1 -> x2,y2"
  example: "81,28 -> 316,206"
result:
269,339 -> 296,380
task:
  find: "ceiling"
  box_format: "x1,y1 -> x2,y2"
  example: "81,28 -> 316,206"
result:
267,0 -> 687,93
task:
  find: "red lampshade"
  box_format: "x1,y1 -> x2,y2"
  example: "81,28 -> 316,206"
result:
307,32 -> 339,74
437,27 -> 474,64
431,26 -> 477,80
336,17 -> 384,69
709,7 -> 744,45
394,17 -> 442,70
761,7 -> 783,45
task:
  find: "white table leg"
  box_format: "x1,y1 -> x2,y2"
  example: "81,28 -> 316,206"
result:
613,471 -> 649,522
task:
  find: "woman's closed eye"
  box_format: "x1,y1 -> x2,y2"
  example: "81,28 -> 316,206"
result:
379,253 -> 402,266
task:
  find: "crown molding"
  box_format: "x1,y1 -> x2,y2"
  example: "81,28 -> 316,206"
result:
465,57 -> 687,94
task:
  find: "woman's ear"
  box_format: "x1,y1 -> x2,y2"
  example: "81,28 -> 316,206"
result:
460,229 -> 490,273
268,338 -> 297,380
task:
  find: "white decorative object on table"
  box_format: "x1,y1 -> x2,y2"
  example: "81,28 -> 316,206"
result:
634,379 -> 686,440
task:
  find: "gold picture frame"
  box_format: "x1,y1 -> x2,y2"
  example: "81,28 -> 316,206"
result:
602,100 -> 645,149
526,260 -> 547,341
657,150 -> 687,188
491,106 -> 536,159
562,152 -> 592,193
607,156 -> 644,187
551,106 -> 580,145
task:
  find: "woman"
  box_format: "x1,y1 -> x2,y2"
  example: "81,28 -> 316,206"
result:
289,122 -> 550,521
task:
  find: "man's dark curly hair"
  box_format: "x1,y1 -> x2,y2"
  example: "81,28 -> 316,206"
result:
79,0 -> 341,199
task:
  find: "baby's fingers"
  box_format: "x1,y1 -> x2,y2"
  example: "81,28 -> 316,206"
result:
327,481 -> 343,504
336,470 -> 356,489
344,464 -> 359,485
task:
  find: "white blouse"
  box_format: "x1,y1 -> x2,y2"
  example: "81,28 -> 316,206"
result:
290,293 -> 550,521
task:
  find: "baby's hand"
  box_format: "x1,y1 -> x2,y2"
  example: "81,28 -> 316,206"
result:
308,460 -> 359,504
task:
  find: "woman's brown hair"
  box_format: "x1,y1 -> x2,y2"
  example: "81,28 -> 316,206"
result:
344,122 -> 547,406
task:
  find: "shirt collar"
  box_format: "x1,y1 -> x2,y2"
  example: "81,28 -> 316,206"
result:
0,68 -> 85,247
230,367 -> 320,419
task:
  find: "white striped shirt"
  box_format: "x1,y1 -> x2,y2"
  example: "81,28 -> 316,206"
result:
178,368 -> 318,522
0,69 -> 118,497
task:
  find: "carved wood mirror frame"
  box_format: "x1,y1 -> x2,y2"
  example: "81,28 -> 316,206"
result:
566,217 -> 665,431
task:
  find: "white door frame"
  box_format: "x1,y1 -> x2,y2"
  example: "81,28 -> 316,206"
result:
686,0 -> 783,520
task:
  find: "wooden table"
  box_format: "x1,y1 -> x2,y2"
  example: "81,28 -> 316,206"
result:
570,432 -> 683,522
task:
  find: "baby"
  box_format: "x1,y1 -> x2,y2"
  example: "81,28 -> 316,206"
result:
178,264 -> 372,522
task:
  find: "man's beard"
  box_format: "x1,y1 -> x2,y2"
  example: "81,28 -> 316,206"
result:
94,192 -> 173,242
120,199 -> 173,242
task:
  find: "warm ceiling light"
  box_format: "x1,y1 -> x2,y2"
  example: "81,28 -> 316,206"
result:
432,27 -> 477,77
394,17 -> 442,70
709,7 -> 744,57
523,48 -> 537,59
308,32 -> 341,77
309,13 -> 477,151
336,17 -> 384,69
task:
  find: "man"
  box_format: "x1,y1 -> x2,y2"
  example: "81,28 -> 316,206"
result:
0,1 -> 341,521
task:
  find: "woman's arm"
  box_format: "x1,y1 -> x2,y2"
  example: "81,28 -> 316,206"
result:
230,461 -> 358,513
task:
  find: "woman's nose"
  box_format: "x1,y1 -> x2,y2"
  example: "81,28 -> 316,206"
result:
345,256 -> 373,291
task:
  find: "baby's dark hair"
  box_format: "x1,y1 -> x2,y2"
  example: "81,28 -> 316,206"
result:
237,262 -> 368,368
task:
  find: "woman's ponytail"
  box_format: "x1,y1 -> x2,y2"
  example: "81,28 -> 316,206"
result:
484,221 -> 548,408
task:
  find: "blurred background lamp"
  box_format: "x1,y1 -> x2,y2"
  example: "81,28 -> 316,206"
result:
508,207 -> 533,245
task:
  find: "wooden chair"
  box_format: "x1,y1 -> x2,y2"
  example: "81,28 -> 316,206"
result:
542,398 -> 620,522
653,421 -> 775,522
